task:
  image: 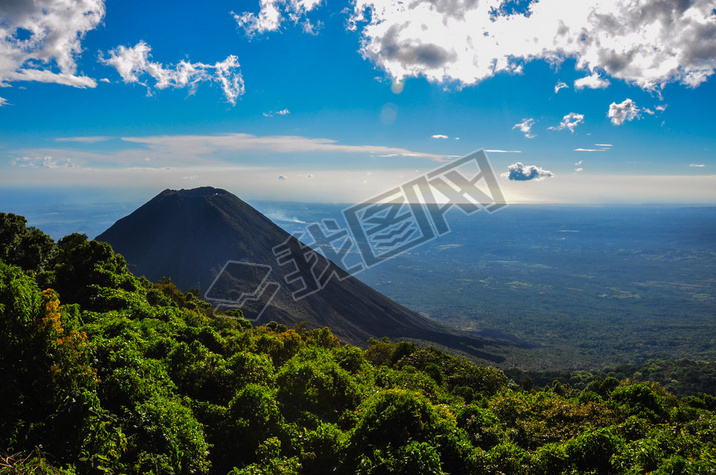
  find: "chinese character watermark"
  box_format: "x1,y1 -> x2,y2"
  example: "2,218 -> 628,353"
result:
205,149 -> 506,320
203,261 -> 280,321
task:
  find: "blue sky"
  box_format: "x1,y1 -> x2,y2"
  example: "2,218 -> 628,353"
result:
1,0 -> 715,205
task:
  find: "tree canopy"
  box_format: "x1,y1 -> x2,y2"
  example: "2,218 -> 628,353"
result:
1,212 -> 715,474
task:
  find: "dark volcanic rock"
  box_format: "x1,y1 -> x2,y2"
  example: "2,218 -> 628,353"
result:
97,187 -> 504,360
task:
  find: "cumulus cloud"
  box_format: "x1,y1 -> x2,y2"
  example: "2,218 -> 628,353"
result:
10,156 -> 76,169
513,118 -> 536,138
554,81 -> 569,94
0,0 -> 104,89
574,72 -> 611,90
234,0 -> 324,37
349,0 -> 716,91
431,134 -> 449,139
99,42 -> 244,105
502,162 -> 554,181
549,113 -> 584,133
607,99 -> 642,125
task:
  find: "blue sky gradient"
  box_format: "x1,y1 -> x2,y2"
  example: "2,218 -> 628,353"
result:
1,0 -> 715,205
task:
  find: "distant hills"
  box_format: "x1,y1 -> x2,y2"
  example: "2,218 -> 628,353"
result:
97,187 -> 506,360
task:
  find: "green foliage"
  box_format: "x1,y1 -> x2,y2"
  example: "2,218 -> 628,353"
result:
229,437 -> 301,475
511,360 -> 716,399
297,422 -> 344,474
0,213 -> 56,275
347,389 -> 479,474
610,383 -> 671,422
2,215 -> 716,475
564,427 -> 623,474
445,358 -> 509,396
456,404 -> 504,450
276,348 -> 363,426
355,440 -> 444,475
126,395 -> 210,474
485,441 -> 532,474
584,377 -> 621,398
53,233 -> 139,309
151,277 -> 212,312
364,337 -> 394,366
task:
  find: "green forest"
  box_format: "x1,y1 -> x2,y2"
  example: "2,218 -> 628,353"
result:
1,212 -> 716,474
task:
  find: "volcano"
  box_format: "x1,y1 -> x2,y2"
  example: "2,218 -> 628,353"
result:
97,187 -> 505,361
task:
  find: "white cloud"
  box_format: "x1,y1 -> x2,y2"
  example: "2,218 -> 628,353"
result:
235,0 -> 282,36
595,143 -> 613,147
99,42 -> 244,105
119,133 -> 454,162
10,156 -> 75,169
502,162 -> 554,181
0,97 -> 7,107
554,81 -> 569,94
264,109 -> 290,117
302,19 -> 319,35
690,163 -> 706,167
608,98 -> 641,125
549,113 -> 584,133
513,118 -> 536,138
575,167 -> 584,173
234,0 -> 324,37
431,134 -> 449,139
0,0 -> 104,89
56,136 -> 113,143
485,149 -> 521,153
6,69 -> 96,88
350,0 -> 716,91
575,160 -> 583,166
655,105 -> 668,112
574,72 -> 611,90
574,148 -> 604,152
